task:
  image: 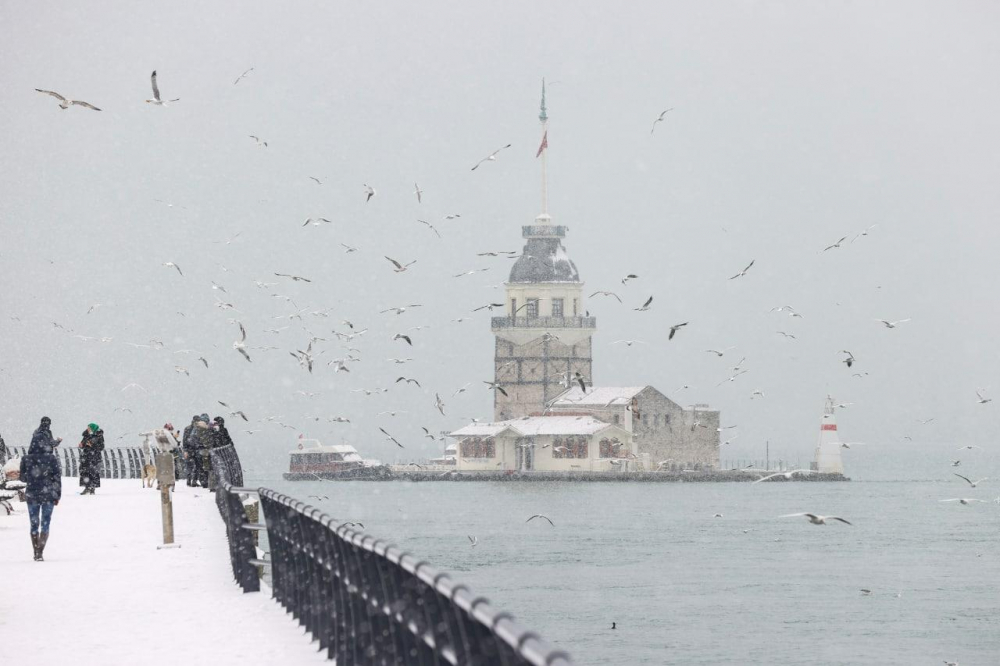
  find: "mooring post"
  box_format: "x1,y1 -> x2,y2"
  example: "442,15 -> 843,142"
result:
155,451 -> 179,548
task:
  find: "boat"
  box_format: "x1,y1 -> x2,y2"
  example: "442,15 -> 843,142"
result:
283,437 -> 392,480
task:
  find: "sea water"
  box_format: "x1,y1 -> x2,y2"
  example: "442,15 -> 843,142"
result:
244,470 -> 1000,666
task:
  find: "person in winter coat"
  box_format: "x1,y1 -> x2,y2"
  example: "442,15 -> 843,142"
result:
78,423 -> 105,495
212,417 -> 234,449
181,415 -> 199,486
31,416 -> 63,452
193,414 -> 213,488
20,425 -> 63,561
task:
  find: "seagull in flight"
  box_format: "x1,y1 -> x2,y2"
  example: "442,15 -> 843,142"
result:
381,304 -> 422,315
395,376 -> 421,387
752,469 -> 814,484
417,219 -> 441,237
34,89 -> 101,111
851,224 -> 878,242
363,184 -> 376,202
145,71 -> 179,106
274,273 -> 312,282
162,262 -> 183,276
780,513 -> 852,526
940,498 -> 986,505
621,274 -> 638,285
392,333 -> 412,346
233,67 -> 254,85
471,144 -> 512,170
975,389 -> 992,404
435,393 -> 446,416
876,318 -> 911,329
612,340 -> 646,347
633,296 -> 653,312
954,474 -> 988,488
590,290 -> 622,303
729,260 -> 755,280
823,236 -> 849,251
413,183 -> 423,203
650,108 -> 674,134
468,535 -> 478,546
705,348 -> 735,358
668,322 -> 688,340
385,256 -> 416,273
379,427 -> 404,448
484,380 -> 508,397
526,514 -> 555,526
841,350 -> 856,368
776,331 -> 797,339
249,135 -> 267,148
233,323 -> 252,362
340,243 -> 358,253
957,445 -> 981,451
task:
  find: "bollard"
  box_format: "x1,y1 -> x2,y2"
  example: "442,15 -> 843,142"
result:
155,451 -> 180,549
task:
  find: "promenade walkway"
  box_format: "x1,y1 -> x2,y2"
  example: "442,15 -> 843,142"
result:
0,480 -> 326,666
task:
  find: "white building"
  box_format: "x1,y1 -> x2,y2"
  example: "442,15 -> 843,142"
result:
450,415 -> 634,472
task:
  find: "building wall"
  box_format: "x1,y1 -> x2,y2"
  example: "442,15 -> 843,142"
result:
548,387 -> 721,469
494,336 -> 593,421
456,430 -> 633,471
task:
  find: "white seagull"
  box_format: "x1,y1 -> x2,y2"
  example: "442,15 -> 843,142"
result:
953,474 -> 988,488
650,108 -> 674,134
975,389 -> 992,404
233,323 -> 251,362
233,67 -> 254,85
413,183 -> 423,203
35,89 -> 101,111
780,513 -> 852,526
471,144 -> 512,171
752,469 -> 814,484
162,262 -> 183,276
145,71 -> 179,106
876,318 -> 911,329
526,514 -> 555,526
939,498 -> 986,505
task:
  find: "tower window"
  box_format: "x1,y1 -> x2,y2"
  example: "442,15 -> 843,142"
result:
551,298 -> 564,317
511,298 -> 517,316
526,299 -> 539,318
573,299 -> 578,316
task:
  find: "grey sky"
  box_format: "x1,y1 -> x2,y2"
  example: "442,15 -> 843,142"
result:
1,1 -> 998,475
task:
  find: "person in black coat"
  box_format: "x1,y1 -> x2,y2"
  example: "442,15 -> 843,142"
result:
31,416 -> 63,452
212,417 -> 234,449
181,415 -> 199,486
79,423 -> 105,495
20,419 -> 63,561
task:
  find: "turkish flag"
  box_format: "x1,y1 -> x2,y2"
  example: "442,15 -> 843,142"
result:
536,131 -> 548,158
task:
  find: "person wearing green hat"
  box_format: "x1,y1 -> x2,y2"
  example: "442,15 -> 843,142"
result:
79,423 -> 105,495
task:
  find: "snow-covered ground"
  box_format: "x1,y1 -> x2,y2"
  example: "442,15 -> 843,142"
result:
0,480 -> 327,666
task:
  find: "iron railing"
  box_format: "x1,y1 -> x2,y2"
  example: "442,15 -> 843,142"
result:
491,316 -> 596,330
210,444 -> 244,488
6,445 -> 148,480
209,447 -> 573,664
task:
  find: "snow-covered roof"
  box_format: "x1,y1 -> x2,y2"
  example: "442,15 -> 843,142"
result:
449,415 -> 624,438
552,386 -> 648,407
290,440 -> 361,455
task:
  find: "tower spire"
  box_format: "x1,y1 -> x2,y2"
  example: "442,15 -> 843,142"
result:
538,78 -> 549,216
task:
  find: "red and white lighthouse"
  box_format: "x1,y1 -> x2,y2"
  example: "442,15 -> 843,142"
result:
814,396 -> 844,474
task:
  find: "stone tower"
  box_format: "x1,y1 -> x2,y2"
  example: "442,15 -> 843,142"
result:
491,220 -> 597,420
491,80 -> 597,420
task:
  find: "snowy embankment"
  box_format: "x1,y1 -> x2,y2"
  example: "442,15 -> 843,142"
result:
0,480 -> 327,666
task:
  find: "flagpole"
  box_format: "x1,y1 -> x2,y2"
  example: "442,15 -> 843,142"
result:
539,78 -> 548,216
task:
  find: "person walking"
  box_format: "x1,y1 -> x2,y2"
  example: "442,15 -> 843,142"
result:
78,423 -> 105,495
20,419 -> 63,561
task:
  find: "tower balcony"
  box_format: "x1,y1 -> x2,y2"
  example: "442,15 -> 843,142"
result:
491,315 -> 597,330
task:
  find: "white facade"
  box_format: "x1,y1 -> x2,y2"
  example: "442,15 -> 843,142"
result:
450,415 -> 635,472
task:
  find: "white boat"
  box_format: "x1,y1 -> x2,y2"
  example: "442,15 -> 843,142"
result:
283,437 -> 388,480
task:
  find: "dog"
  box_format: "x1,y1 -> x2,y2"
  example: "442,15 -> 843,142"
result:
142,462 -> 157,488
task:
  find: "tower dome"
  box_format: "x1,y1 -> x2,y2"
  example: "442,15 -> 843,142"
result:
508,215 -> 580,284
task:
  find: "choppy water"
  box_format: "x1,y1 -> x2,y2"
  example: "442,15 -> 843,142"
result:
247,474 -> 999,665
